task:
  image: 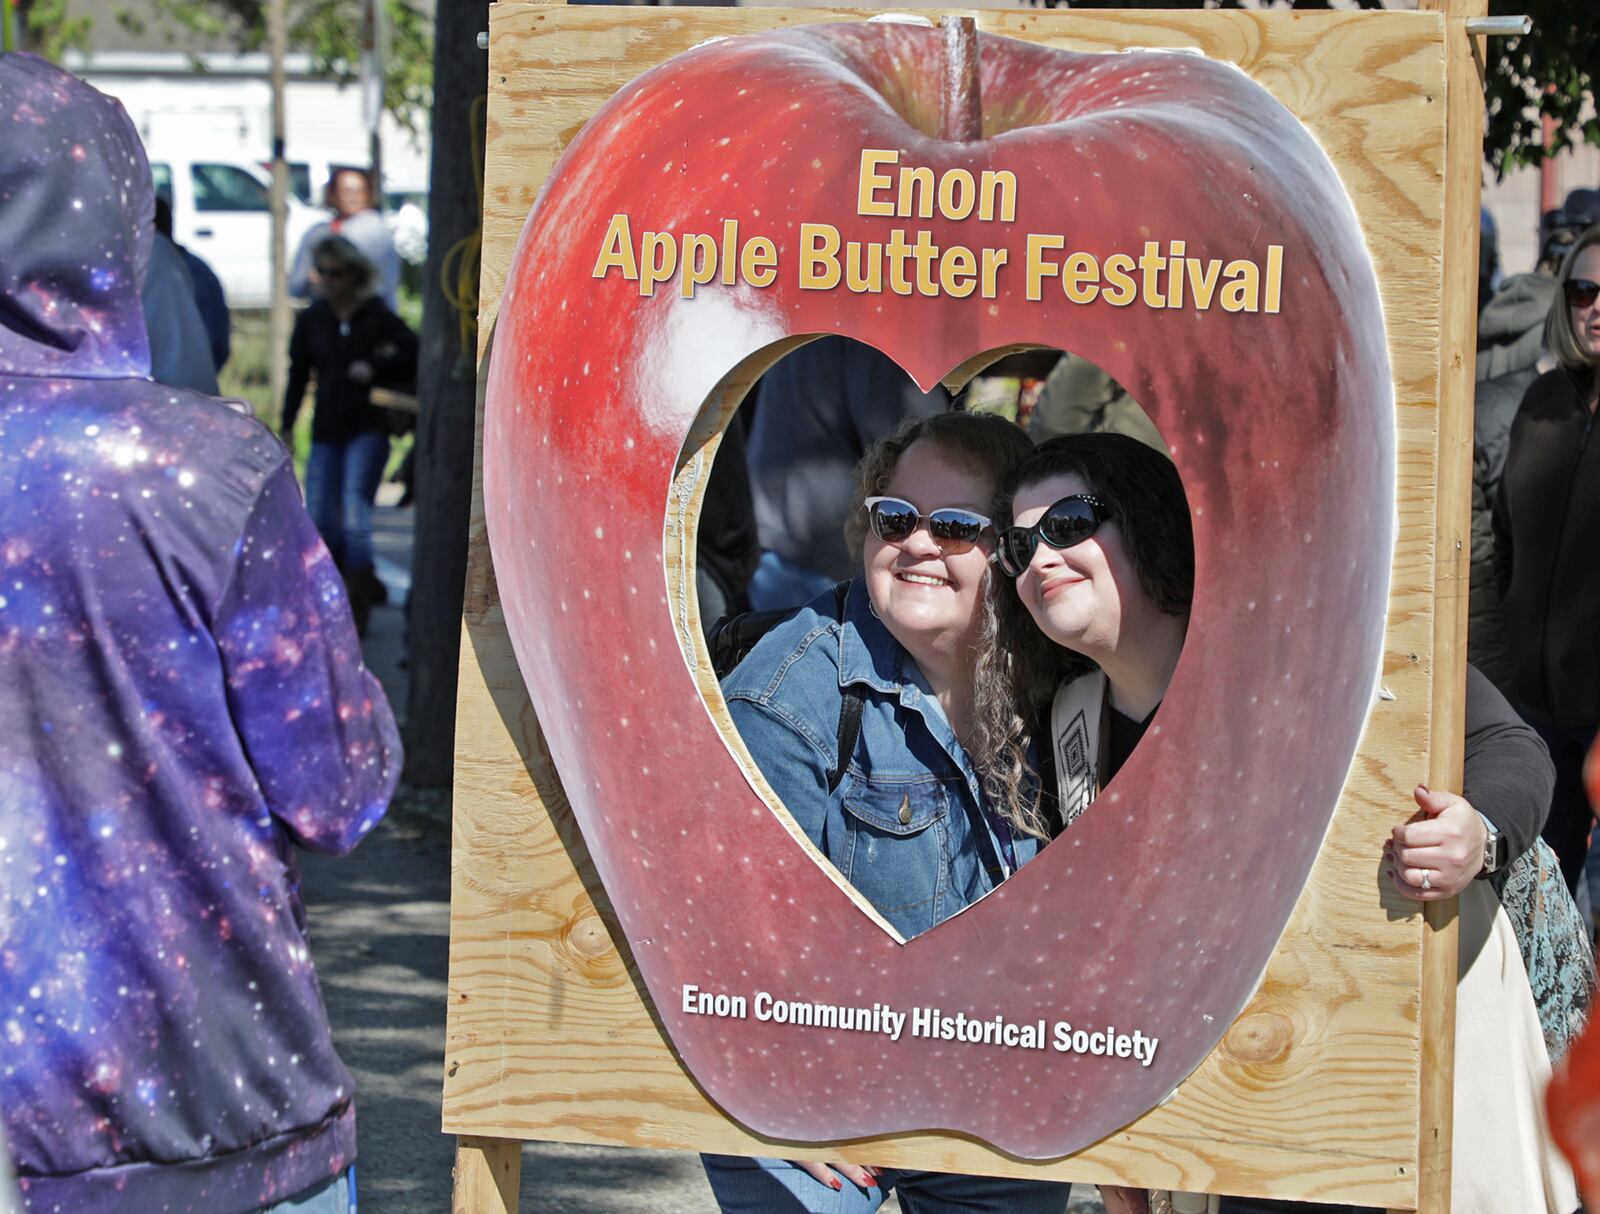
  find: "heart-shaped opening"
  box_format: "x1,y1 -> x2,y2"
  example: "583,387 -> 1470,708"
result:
483,15 -> 1395,1154
671,339 -> 1190,944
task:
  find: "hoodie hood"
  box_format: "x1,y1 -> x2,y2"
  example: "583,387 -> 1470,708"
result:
1476,271 -> 1557,382
0,53 -> 152,379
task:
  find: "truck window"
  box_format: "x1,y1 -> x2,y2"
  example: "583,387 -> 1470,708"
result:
150,163 -> 173,210
192,164 -> 269,213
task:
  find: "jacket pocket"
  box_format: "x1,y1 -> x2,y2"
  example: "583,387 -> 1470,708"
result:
836,777 -> 953,936
840,777 -> 949,836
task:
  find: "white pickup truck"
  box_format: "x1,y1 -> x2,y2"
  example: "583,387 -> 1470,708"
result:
146,152 -> 327,309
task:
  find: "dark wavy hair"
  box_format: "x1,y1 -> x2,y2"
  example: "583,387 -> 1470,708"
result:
843,409 -> 1034,560
972,432 -> 1194,837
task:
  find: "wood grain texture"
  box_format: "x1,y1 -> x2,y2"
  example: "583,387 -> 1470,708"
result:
447,6 -> 1456,1207
1405,2 -> 1485,1212
452,1137 -> 521,1214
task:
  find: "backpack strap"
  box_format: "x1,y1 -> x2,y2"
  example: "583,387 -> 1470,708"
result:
826,581 -> 860,794
1050,669 -> 1108,835
827,685 -> 864,794
708,580 -> 856,680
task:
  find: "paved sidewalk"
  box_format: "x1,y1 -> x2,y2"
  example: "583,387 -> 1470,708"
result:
298,491 -> 1105,1212
300,490 -> 726,1211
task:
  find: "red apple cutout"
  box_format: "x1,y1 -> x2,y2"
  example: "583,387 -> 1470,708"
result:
485,20 -> 1393,1158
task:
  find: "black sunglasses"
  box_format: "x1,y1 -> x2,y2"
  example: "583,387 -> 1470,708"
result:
995,494 -> 1113,578
316,265 -> 350,280
864,496 -> 993,552
1565,278 -> 1600,309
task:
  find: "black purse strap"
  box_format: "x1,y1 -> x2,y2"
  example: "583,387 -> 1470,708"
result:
827,581 -> 861,794
1037,711 -> 1064,838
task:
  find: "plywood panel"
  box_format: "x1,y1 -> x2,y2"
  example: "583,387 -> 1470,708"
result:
447,6 -> 1456,1207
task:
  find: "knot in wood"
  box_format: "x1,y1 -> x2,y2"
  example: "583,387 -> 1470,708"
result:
1222,1008 -> 1295,1066
563,909 -> 615,965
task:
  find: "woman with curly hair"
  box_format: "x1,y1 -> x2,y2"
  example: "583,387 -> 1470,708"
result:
703,409 -> 1071,1214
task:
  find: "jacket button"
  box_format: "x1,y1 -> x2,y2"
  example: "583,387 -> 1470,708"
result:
898,796 -> 912,825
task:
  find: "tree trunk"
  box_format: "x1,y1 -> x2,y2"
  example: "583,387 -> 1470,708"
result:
404,0 -> 488,787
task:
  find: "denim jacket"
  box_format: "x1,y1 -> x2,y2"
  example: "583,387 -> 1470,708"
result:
722,579 -> 1038,938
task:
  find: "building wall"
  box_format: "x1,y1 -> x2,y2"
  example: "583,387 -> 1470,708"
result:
1483,141 -> 1600,277
70,53 -> 431,193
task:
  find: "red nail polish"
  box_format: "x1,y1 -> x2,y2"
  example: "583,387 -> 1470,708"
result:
865,1175 -> 879,1188
830,1179 -> 842,1192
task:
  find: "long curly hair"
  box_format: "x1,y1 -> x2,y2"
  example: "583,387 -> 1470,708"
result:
971,433 -> 1193,837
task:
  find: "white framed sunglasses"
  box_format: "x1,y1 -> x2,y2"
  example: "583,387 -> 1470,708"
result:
864,496 -> 994,553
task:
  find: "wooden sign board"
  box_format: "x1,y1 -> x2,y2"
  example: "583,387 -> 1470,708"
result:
446,2 -> 1482,1210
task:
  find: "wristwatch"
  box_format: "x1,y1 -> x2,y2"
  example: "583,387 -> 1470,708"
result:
1477,821 -> 1509,878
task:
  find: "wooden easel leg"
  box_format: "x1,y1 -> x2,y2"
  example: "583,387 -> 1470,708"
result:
1406,0 -> 1487,1210
453,1136 -> 522,1214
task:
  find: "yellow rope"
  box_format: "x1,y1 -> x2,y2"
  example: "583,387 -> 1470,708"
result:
438,94 -> 485,364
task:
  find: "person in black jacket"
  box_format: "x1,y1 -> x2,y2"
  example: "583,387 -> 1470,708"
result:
1209,665 -> 1585,1214
1493,223 -> 1600,892
282,234 -> 418,632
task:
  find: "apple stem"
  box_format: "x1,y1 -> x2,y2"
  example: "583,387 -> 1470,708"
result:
940,16 -> 982,142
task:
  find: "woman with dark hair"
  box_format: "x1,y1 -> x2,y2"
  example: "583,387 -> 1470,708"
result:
702,410 -> 1070,1214
1493,222 -> 1600,892
973,433 -> 1188,1214
979,434 -> 1584,1214
281,233 -> 417,633
973,432 -> 1192,843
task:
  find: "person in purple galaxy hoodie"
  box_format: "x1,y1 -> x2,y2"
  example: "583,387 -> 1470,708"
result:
0,56 -> 401,1214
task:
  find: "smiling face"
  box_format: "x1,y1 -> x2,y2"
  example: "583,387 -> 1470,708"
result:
1570,245 -> 1600,365
863,439 -> 996,671
1010,471 -> 1140,657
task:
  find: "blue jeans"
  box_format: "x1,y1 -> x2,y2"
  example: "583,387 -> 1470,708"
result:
702,1155 -> 1071,1213
305,430 -> 389,572
258,1168 -> 354,1214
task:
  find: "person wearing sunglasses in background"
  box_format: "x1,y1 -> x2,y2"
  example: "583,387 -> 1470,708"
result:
1493,224 -> 1600,896
701,411 -> 1072,1214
